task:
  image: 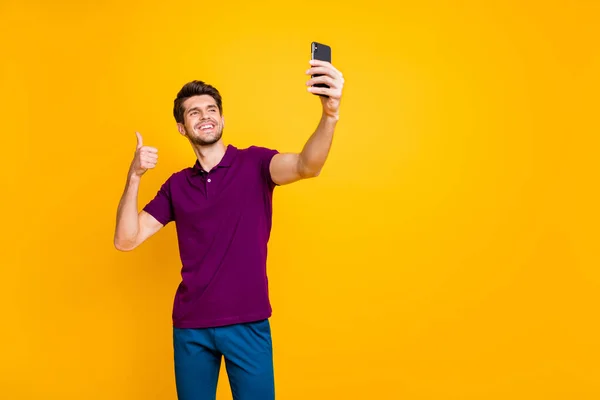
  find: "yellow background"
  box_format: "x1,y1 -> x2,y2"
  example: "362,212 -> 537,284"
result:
1,0 -> 599,399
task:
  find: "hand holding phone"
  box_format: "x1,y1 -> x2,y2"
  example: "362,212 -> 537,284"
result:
307,41 -> 344,117
311,42 -> 332,95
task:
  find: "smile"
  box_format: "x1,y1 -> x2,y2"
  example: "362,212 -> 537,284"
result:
199,123 -> 215,131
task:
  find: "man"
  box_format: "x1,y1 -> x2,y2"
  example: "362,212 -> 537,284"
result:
113,58 -> 344,400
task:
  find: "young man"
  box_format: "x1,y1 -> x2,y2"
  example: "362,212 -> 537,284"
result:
114,59 -> 344,400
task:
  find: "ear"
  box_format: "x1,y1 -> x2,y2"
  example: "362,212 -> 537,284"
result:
222,116 -> 225,127
177,123 -> 186,136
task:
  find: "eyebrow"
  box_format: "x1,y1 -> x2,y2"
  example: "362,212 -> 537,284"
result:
187,105 -> 217,114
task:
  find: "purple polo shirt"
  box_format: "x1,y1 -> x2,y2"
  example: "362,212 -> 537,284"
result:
143,144 -> 279,329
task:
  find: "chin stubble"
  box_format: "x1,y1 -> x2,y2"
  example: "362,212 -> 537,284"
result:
189,126 -> 223,146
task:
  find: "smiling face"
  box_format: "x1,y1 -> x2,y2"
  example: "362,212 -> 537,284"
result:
177,95 -> 224,146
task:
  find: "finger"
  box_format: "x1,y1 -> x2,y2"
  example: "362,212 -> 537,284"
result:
307,75 -> 337,89
136,132 -> 143,149
141,156 -> 157,164
307,85 -> 340,98
141,161 -> 157,169
142,155 -> 158,164
308,60 -> 342,76
306,66 -> 341,79
140,146 -> 158,154
142,151 -> 158,158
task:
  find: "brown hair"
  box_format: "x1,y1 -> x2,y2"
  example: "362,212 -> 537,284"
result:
173,80 -> 223,123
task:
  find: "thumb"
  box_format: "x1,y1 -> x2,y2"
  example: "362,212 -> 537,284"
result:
135,132 -> 143,149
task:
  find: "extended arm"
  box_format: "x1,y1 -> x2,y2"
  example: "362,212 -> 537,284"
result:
270,59 -> 345,186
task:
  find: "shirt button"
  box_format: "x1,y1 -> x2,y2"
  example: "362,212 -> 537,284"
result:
207,178 -> 212,183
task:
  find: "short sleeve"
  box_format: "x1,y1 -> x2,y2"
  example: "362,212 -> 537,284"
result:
143,177 -> 175,226
251,146 -> 279,191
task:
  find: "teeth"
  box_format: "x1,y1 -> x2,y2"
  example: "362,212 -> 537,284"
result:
200,124 -> 214,130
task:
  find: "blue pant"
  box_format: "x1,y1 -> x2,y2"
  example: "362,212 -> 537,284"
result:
173,319 -> 275,400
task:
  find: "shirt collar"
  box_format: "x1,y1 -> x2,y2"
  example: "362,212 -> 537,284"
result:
192,144 -> 237,175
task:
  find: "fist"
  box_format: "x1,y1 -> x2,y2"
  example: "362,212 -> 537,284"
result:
130,132 -> 158,177
306,59 -> 344,118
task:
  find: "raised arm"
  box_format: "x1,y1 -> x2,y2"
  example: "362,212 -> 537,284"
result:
269,59 -> 345,186
114,132 -> 163,251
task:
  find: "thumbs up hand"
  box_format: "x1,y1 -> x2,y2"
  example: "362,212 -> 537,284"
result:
130,132 -> 158,178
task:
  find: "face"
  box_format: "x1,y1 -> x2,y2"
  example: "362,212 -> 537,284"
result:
178,95 -> 224,146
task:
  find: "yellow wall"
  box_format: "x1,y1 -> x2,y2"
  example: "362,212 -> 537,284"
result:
1,0 -> 599,399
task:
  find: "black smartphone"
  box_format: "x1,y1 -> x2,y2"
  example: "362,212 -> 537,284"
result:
311,41 -> 332,96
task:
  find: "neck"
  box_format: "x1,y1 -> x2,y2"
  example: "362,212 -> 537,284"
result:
192,140 -> 227,172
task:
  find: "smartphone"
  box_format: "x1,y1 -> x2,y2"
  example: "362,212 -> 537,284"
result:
311,42 -> 332,96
